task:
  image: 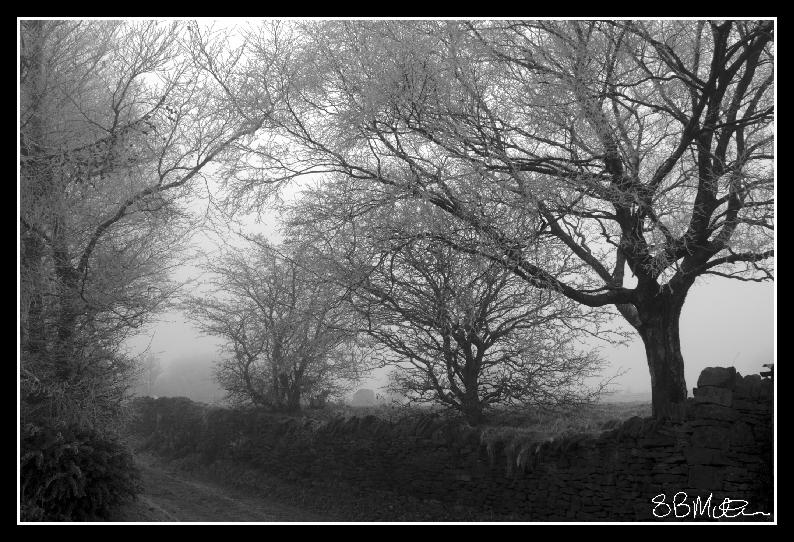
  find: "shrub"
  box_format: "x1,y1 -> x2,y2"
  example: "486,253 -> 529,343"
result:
20,422 -> 140,521
130,397 -> 207,458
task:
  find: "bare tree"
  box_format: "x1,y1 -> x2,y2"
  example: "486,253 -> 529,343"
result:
288,181 -> 615,424
184,237 -> 369,412
228,20 -> 773,418
19,20 -> 267,431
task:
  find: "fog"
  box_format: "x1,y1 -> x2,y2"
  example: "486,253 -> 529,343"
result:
126,211 -> 775,404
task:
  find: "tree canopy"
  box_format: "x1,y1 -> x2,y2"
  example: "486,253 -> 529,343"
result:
215,20 -> 774,418
184,237 -> 370,411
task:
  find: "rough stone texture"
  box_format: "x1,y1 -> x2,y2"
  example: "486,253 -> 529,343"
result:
693,386 -> 733,407
697,367 -> 738,389
132,367 -> 773,522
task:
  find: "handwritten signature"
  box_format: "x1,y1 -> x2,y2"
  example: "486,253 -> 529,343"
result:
652,492 -> 771,519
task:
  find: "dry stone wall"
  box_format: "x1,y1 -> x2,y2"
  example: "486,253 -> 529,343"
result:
132,367 -> 773,521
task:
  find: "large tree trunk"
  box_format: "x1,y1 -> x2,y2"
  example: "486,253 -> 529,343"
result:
462,401 -> 485,425
285,389 -> 302,412
636,291 -> 689,419
461,383 -> 485,425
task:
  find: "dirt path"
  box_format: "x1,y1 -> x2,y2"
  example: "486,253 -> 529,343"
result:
107,452 -> 332,522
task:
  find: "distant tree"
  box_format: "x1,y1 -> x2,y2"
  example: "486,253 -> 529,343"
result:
150,354 -> 226,403
350,389 -> 376,407
225,20 -> 773,418
184,237 -> 370,412
308,389 -> 331,409
288,187 -> 616,424
138,354 -> 163,397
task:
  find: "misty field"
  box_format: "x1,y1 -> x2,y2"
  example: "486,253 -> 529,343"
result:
296,400 -> 652,438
